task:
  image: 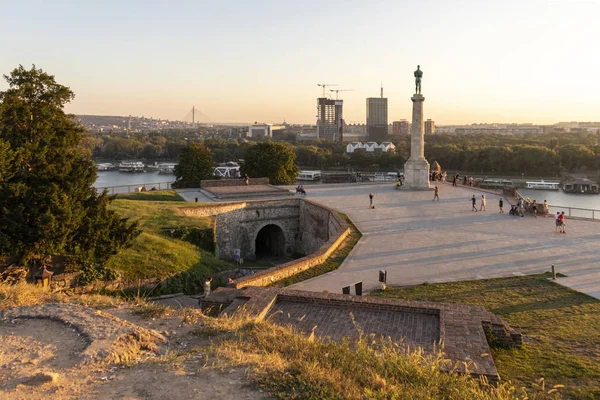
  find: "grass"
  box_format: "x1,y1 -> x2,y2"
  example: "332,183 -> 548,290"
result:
0,281 -> 123,310
196,311 -> 560,400
106,191 -> 234,287
371,273 -> 600,399
116,190 -> 185,202
275,214 -> 362,287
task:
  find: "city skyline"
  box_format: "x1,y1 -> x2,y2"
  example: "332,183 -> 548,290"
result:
1,1 -> 599,125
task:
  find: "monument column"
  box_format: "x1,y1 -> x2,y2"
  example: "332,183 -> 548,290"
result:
402,94 -> 431,190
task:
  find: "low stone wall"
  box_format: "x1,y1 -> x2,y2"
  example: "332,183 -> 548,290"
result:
232,219 -> 350,288
179,203 -> 247,218
200,178 -> 270,188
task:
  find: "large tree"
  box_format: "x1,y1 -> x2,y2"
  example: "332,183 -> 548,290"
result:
173,143 -> 214,187
0,65 -> 138,277
242,142 -> 300,185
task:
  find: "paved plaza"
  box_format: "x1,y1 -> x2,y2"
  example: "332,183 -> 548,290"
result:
286,183 -> 600,296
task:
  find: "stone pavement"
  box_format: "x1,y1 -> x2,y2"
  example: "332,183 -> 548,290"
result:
285,182 -> 600,297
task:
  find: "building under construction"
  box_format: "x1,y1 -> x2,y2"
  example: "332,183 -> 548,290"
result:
317,98 -> 344,142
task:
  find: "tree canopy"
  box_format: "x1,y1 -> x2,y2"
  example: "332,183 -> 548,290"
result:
0,65 -> 138,276
242,142 -> 300,185
172,143 -> 214,188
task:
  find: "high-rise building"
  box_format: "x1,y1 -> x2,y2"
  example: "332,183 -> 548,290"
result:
366,88 -> 388,142
425,119 -> 436,134
393,120 -> 410,135
317,98 -> 343,141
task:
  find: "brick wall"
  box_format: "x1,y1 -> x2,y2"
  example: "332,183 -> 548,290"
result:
200,178 -> 270,188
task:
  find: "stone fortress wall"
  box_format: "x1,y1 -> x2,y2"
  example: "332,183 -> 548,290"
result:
180,198 -> 350,289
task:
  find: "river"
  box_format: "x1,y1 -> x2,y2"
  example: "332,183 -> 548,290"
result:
94,171 -> 600,210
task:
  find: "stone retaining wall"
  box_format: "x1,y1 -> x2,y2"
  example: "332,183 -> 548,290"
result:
232,220 -> 350,288
200,178 -> 270,188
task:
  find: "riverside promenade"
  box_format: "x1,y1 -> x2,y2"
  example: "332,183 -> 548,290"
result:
284,183 -> 600,298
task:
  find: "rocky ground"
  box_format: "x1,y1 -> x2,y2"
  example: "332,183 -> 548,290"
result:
0,302 -> 272,400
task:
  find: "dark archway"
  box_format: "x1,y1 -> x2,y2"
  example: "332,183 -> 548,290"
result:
255,224 -> 285,257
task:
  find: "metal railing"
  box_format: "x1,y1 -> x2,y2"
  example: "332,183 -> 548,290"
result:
550,205 -> 600,220
96,182 -> 173,195
513,189 -> 600,220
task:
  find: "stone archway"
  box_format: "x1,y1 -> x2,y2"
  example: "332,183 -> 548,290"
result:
255,224 -> 286,258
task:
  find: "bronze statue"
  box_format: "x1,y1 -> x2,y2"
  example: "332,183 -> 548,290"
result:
414,65 -> 423,94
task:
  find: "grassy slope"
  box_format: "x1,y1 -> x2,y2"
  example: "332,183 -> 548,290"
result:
107,191 -> 232,283
371,274 -> 600,399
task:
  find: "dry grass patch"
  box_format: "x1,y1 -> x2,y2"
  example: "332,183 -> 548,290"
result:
195,312 -> 559,400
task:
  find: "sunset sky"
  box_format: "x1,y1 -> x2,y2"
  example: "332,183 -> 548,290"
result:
1,0 -> 599,125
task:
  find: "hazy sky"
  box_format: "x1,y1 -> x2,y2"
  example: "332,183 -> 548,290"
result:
1,0 -> 599,125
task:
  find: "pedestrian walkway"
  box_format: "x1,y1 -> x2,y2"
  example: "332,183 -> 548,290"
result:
285,183 -> 600,298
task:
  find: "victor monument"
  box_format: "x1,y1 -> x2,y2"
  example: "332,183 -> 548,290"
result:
402,65 -> 431,190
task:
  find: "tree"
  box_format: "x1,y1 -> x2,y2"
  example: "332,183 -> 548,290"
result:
173,143 -> 214,187
0,65 -> 139,278
242,142 -> 300,185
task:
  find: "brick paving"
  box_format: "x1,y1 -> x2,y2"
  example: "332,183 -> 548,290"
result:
267,300 -> 439,349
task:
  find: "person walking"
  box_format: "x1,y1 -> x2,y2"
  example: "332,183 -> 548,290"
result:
479,194 -> 486,211
499,197 -> 504,213
471,195 -> 478,212
433,186 -> 440,201
203,276 -> 213,297
555,211 -> 561,232
559,211 -> 566,233
544,200 -> 550,217
369,192 -> 374,209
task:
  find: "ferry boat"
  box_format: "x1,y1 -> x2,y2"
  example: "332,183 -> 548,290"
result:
298,170 -> 322,181
157,163 -> 177,174
482,178 -> 513,188
118,161 -> 146,172
96,163 -> 115,171
525,180 -> 560,190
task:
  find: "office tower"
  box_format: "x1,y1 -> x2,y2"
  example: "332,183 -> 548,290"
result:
366,89 -> 388,141
317,98 -> 343,141
425,119 -> 436,134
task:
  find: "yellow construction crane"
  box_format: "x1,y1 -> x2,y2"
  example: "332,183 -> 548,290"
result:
317,83 -> 338,97
330,89 -> 354,100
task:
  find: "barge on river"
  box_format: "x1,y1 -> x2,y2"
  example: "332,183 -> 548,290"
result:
563,179 -> 599,194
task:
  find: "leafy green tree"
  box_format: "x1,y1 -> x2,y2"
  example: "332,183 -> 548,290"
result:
242,142 -> 300,185
173,143 -> 214,187
0,65 -> 138,277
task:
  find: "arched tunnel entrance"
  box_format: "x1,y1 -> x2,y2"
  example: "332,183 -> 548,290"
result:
255,224 -> 286,258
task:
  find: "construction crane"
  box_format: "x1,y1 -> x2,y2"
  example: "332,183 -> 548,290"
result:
330,89 -> 354,100
317,83 -> 338,97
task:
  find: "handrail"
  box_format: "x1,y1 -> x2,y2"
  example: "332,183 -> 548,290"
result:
513,188 -> 599,220
95,181 -> 173,195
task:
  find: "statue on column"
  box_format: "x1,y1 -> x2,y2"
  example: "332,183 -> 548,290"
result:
414,65 -> 423,94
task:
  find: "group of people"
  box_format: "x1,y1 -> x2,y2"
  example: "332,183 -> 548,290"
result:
430,170 -> 447,183
470,194 -> 488,211
510,197 -> 550,217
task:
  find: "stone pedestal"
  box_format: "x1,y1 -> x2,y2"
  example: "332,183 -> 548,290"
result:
402,94 -> 431,190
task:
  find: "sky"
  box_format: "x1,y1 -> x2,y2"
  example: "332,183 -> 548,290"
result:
1,0 -> 599,125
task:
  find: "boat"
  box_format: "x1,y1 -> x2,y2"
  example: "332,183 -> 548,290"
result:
157,163 -> 177,174
118,161 -> 146,172
482,178 -> 513,188
298,170 -> 322,182
563,179 -> 600,194
96,163 -> 115,171
525,180 -> 560,190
